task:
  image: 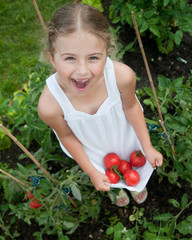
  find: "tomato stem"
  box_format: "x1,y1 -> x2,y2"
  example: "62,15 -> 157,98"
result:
111,165 -> 124,180
136,151 -> 142,157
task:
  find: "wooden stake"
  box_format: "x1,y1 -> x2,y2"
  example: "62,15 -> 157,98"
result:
159,120 -> 176,159
32,0 -> 47,34
131,12 -> 176,159
0,168 -> 30,188
0,124 -> 77,207
0,124 -> 56,184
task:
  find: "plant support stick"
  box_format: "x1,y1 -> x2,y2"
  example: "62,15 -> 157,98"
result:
131,12 -> 176,159
0,124 -> 77,207
0,168 -> 30,188
32,0 -> 47,34
0,124 -> 56,183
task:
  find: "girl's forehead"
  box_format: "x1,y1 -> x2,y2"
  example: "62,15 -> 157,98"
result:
54,31 -> 107,52
58,30 -> 102,41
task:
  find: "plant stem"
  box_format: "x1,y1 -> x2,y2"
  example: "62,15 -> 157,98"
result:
175,200 -> 192,221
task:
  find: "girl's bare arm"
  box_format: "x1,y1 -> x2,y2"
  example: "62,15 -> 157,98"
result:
114,61 -> 163,168
38,88 -> 110,191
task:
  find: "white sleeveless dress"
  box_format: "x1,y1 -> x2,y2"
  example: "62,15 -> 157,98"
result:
46,57 -> 153,192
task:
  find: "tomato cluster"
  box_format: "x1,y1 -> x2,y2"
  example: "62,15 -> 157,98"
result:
104,151 -> 146,187
26,191 -> 42,209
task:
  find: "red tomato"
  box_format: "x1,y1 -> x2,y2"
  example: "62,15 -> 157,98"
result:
123,170 -> 140,186
118,160 -> 132,174
106,170 -> 120,184
29,200 -> 42,209
26,191 -> 34,199
130,151 -> 146,167
104,153 -> 121,170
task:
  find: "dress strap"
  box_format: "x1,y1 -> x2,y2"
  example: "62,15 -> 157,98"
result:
104,57 -> 121,100
46,74 -> 74,120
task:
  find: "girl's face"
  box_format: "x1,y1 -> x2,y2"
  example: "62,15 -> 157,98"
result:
50,30 -> 107,95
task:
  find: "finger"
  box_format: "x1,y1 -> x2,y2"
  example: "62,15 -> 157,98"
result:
156,159 -> 163,167
104,176 -> 111,183
103,182 -> 111,191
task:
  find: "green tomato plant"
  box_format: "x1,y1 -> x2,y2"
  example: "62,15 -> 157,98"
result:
109,0 -> 192,54
137,71 -> 192,187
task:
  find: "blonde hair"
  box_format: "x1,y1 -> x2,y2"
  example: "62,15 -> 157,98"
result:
48,3 -> 112,56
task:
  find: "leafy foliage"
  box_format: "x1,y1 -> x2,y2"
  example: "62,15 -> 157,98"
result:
109,0 -> 192,54
81,0 -> 103,11
106,194 -> 192,239
137,71 -> 192,187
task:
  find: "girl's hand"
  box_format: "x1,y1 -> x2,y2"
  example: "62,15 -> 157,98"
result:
89,170 -> 111,191
145,146 -> 163,169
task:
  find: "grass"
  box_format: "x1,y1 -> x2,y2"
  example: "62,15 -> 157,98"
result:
0,0 -> 73,98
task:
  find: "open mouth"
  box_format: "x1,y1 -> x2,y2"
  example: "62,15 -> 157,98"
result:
71,78 -> 90,91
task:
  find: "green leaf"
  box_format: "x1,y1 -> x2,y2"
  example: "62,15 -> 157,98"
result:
176,215 -> 192,235
63,221 -> 75,229
167,171 -> 180,186
181,193 -> 188,209
153,213 -> 173,221
143,99 -> 155,111
158,75 -> 171,89
0,134 -> 11,150
168,199 -> 180,208
113,222 -> 124,240
171,77 -> 183,88
140,21 -> 148,33
144,10 -> 155,19
125,41 -> 136,51
167,119 -> 188,133
0,203 -> 9,212
149,26 -> 160,37
148,223 -> 159,233
106,226 -> 114,235
112,16 -> 121,24
71,184 -> 82,201
174,30 -> 183,46
143,231 -> 172,240
164,0 -> 170,7
153,0 -> 158,4
148,17 -> 160,25
185,160 -> 192,171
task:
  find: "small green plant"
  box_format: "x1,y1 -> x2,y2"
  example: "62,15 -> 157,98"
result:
109,0 -> 192,54
0,204 -> 20,240
106,194 -> 192,239
81,0 -> 103,12
0,126 -> 11,150
1,164 -> 101,238
136,71 -> 192,186
2,62 -> 52,150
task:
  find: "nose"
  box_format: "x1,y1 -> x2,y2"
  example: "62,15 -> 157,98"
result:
76,61 -> 88,75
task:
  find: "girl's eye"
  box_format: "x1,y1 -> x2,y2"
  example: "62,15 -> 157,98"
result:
89,56 -> 98,60
65,57 -> 75,61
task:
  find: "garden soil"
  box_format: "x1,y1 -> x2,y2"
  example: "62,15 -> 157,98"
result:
0,29 -> 192,239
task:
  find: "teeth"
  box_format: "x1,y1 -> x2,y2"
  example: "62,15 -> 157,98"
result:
72,78 -> 90,89
73,79 -> 89,82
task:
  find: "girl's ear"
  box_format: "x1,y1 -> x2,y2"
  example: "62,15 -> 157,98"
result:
49,52 -> 56,68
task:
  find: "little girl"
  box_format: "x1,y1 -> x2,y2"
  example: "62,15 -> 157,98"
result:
38,3 -> 163,207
